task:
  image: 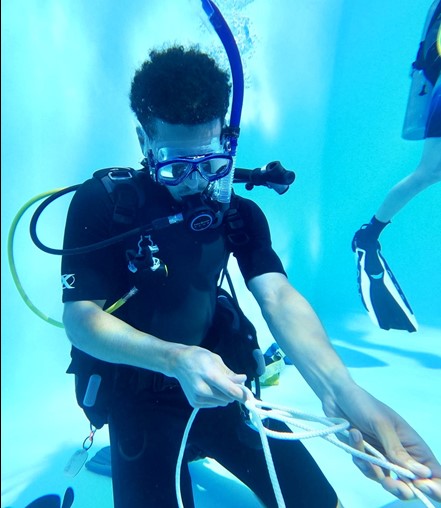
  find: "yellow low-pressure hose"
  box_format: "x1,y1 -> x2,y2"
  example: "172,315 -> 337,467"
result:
8,189 -> 134,328
8,190 -> 66,328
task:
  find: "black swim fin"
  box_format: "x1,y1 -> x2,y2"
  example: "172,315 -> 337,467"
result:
61,488 -> 74,508
24,488 -> 74,508
85,446 -> 112,477
354,244 -> 418,332
25,496 -> 60,508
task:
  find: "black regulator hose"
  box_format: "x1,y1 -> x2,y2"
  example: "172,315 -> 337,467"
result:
29,185 -> 156,256
29,164 -> 295,256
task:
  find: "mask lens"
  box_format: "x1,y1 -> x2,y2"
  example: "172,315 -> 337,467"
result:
199,157 -> 231,178
157,161 -> 191,182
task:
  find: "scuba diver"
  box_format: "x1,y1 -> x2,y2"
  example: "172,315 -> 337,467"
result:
54,2 -> 441,507
352,0 -> 441,332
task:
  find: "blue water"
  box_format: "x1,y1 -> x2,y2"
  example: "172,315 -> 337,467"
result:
2,1 -> 440,507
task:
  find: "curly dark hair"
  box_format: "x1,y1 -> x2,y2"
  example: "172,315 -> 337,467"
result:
130,46 -> 231,135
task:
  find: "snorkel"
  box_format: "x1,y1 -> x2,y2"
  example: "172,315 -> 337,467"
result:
201,0 -> 244,206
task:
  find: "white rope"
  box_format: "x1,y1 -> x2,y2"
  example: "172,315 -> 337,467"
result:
175,387 -> 435,508
176,408 -> 199,508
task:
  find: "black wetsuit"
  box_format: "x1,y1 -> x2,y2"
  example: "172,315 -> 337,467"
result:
62,172 -> 338,508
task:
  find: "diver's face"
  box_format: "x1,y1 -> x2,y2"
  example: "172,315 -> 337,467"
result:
146,119 -> 224,200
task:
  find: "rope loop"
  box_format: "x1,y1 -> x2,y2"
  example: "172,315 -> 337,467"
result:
175,387 -> 435,508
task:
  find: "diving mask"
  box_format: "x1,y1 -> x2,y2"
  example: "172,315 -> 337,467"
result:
153,152 -> 233,186
148,140 -> 233,186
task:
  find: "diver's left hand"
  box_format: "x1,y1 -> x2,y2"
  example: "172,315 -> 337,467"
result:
323,384 -> 441,502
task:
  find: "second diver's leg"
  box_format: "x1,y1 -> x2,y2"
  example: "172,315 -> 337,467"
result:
375,137 -> 441,223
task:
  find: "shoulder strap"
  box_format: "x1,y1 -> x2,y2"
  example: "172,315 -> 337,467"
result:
93,167 -> 147,225
223,193 -> 250,247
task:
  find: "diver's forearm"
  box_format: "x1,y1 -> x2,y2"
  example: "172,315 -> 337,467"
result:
259,284 -> 354,401
62,300 -> 186,376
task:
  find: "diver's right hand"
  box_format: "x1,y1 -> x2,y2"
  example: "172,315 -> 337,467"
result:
171,345 -> 247,408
